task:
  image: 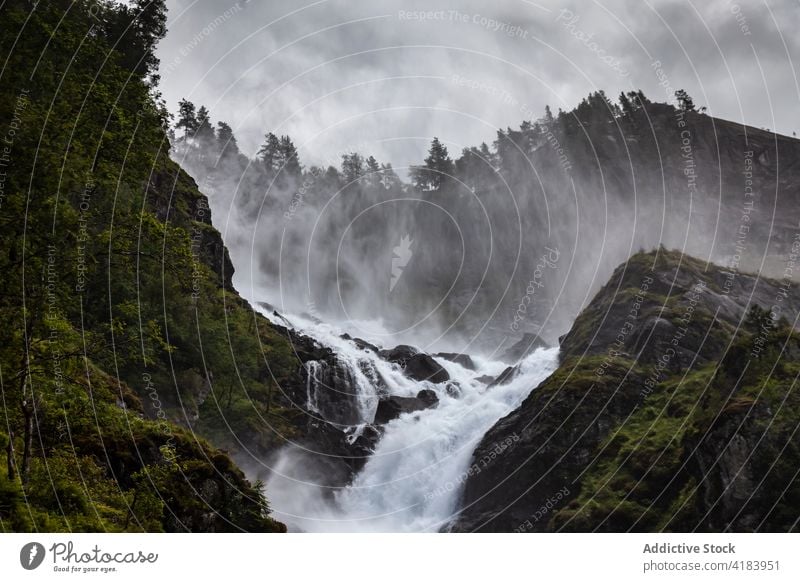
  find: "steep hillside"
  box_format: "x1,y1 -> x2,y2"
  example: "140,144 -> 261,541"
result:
0,0 -> 299,532
454,248 -> 800,532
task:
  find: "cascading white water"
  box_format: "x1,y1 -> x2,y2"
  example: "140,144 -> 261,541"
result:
304,360 -> 322,414
260,309 -> 559,532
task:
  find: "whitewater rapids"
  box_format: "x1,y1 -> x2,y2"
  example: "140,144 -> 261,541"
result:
260,311 -> 559,532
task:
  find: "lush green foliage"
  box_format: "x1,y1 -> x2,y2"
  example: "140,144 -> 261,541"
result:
549,252 -> 800,532
0,0 -> 292,532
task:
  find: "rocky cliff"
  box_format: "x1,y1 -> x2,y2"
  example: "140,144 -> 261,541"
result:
453,249 -> 800,532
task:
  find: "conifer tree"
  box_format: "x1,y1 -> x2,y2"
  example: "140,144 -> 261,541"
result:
258,132 -> 282,176
618,92 -> 634,117
411,137 -> 453,191
176,99 -> 198,139
279,135 -> 302,179
195,105 -> 215,143
675,89 -> 696,112
365,156 -> 381,185
216,122 -> 239,158
341,152 -> 365,183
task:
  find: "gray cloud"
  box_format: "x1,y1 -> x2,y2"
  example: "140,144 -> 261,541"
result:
157,0 -> 800,168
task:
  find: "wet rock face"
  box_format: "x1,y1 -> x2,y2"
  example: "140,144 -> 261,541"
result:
266,420 -> 384,510
305,359 -> 365,427
263,324 -> 383,488
273,323 -> 335,363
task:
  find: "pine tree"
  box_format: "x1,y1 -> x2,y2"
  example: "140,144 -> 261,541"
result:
216,122 -> 239,158
258,132 -> 282,176
587,90 -> 617,123
411,137 -> 454,191
492,129 -> 519,174
675,89 -> 696,112
366,156 -> 380,174
195,106 -> 215,143
104,0 -> 167,80
279,135 -> 302,179
456,147 -> 483,190
365,156 -> 380,185
176,99 -> 198,139
341,152 -> 365,184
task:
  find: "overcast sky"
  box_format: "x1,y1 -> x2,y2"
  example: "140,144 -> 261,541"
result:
157,0 -> 800,171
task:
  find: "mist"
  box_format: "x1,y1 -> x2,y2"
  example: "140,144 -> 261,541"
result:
158,0 -> 800,355
170,86 -> 793,358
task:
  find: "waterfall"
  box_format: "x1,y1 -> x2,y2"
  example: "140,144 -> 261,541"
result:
304,360 -> 322,414
261,309 -> 559,532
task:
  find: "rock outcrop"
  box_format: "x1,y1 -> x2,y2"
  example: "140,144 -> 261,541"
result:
374,390 -> 440,424
379,345 -> 451,383
453,250 -> 800,532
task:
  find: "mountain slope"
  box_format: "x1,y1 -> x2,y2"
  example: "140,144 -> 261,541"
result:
453,249 -> 800,532
0,0 -> 299,532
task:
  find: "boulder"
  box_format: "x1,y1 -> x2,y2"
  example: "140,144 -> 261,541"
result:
405,354 -> 450,383
379,344 -> 419,362
416,388 -> 439,406
374,390 -> 439,424
380,345 -> 450,383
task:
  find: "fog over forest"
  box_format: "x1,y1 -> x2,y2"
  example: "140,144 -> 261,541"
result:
173,87 -> 795,356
